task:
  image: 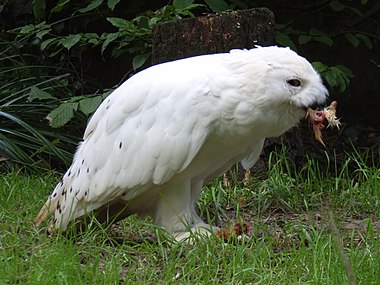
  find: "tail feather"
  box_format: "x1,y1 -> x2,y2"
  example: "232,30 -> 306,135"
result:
33,198 -> 58,226
34,174 -> 70,230
34,150 -> 107,232
34,163 -> 85,232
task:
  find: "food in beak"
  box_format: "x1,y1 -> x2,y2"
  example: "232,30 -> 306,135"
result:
306,101 -> 341,146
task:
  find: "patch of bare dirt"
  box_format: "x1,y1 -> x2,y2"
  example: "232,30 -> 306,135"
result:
214,209 -> 378,252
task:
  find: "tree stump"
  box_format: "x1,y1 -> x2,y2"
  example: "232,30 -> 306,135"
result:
152,8 -> 275,64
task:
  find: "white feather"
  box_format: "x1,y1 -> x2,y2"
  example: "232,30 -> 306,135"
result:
34,46 -> 328,237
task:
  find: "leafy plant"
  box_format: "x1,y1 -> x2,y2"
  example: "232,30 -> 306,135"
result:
272,0 -> 378,93
311,62 -> 354,93
276,24 -> 355,92
0,41 -> 78,171
6,0 -> 212,129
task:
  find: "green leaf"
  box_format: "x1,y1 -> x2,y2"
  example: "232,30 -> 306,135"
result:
41,38 -> 56,50
51,0 -> 70,13
275,31 -> 298,51
311,61 -> 329,73
36,28 -> 51,39
107,0 -> 120,10
149,17 -> 160,27
83,33 -> 100,45
133,16 -> 150,29
329,0 -> 346,11
336,74 -> 347,92
132,53 -> 150,70
356,34 -> 373,49
176,4 -> 203,16
308,29 -> 334,46
101,32 -> 119,54
107,17 -> 132,29
78,0 -> 103,13
28,86 -> 56,101
60,34 -> 81,50
20,24 -> 38,34
323,70 -> 338,88
335,65 -> 354,78
314,35 -> 333,46
79,96 -> 103,116
319,65 -> 352,92
173,0 -> 194,10
0,111 -> 72,165
330,67 -> 349,92
204,0 -> 228,12
298,35 -> 312,45
32,0 -> 46,21
345,33 -> 360,48
46,102 -> 78,128
309,28 -> 325,36
0,133 -> 34,164
101,90 -> 113,100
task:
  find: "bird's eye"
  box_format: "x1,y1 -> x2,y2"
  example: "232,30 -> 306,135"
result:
287,79 -> 301,87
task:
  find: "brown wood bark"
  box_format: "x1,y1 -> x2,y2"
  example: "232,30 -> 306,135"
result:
152,8 -> 275,64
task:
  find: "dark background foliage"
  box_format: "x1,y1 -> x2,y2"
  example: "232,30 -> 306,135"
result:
0,0 -> 379,172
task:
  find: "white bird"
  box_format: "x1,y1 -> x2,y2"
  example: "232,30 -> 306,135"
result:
34,46 -> 327,241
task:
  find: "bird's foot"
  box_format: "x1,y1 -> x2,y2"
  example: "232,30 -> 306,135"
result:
173,225 -> 220,243
173,222 -> 251,244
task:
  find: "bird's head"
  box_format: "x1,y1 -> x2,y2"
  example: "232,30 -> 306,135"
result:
232,46 -> 329,137
221,46 -> 329,138
254,46 -> 328,118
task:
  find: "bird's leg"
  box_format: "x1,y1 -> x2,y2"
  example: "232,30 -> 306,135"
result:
178,179 -> 220,241
154,180 -> 218,242
190,179 -> 207,225
190,179 -> 220,231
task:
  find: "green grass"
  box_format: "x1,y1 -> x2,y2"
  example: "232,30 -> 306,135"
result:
0,152 -> 379,284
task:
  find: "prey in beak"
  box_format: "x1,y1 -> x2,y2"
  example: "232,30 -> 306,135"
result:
306,101 -> 341,146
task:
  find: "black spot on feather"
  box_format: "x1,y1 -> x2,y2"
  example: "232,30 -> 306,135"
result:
119,142 -> 122,149
70,187 -> 73,193
87,167 -> 89,173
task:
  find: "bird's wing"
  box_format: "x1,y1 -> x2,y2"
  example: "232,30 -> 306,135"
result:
80,70 -> 213,191
35,58 -> 221,229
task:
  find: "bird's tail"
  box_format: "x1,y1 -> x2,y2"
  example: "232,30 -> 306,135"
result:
34,162 -> 85,233
34,197 -> 58,226
33,174 -> 70,230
